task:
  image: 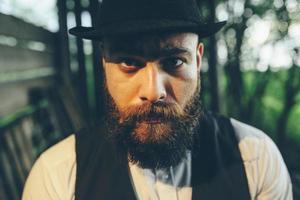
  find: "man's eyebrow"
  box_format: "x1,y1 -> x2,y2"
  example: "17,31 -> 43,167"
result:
159,47 -> 192,58
103,46 -> 193,60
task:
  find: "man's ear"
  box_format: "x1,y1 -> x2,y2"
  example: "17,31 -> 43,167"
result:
196,43 -> 204,72
101,56 -> 108,72
100,42 -> 107,70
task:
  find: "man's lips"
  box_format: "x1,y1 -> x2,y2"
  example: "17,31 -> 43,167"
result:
138,119 -> 163,124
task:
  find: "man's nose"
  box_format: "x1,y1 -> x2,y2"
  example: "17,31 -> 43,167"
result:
139,63 -> 167,103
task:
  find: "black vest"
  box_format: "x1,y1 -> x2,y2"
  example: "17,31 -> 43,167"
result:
74,113 -> 250,200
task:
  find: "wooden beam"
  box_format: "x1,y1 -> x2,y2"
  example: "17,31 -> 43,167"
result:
0,13 -> 55,44
0,44 -> 54,72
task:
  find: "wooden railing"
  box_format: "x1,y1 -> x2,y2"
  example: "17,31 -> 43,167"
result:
0,13 -> 74,199
0,13 -> 57,116
0,101 -> 55,199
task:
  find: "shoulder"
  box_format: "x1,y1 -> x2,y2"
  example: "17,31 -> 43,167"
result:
230,118 -> 288,165
230,118 -> 293,199
230,118 -> 268,162
22,135 -> 76,200
40,134 -> 76,166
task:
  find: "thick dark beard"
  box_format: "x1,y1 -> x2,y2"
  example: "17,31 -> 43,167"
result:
103,85 -> 203,169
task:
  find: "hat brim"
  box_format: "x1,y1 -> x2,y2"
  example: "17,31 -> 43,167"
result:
69,19 -> 226,40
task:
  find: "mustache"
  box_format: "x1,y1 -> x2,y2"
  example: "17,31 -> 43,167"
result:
119,101 -> 186,123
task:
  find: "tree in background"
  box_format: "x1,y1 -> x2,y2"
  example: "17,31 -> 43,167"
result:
200,0 -> 300,144
199,0 -> 300,197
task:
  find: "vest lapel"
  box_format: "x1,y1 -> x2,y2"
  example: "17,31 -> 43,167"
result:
191,113 -> 250,200
75,113 -> 250,200
75,125 -> 137,200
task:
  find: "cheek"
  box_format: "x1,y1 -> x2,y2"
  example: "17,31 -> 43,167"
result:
104,64 -> 138,109
171,67 -> 198,107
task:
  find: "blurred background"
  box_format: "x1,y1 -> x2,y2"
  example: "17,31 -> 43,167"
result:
0,0 -> 299,199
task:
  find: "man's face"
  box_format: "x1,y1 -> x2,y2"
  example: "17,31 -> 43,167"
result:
102,32 -> 204,168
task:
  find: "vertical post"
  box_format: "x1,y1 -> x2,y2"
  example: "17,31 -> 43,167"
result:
0,132 -> 19,200
56,0 -> 71,84
74,0 -> 89,119
89,0 -> 105,121
56,0 -> 86,130
0,132 -> 23,197
207,0 -> 220,112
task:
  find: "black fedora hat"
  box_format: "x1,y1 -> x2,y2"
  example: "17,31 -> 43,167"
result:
69,0 -> 226,40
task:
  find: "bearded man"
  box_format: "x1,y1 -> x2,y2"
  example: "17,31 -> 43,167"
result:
22,0 -> 292,199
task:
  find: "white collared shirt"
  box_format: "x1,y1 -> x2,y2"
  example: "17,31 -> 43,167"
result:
129,151 -> 192,200
22,119 -> 293,200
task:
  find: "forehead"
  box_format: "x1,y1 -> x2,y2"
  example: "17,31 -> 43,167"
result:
102,32 -> 198,58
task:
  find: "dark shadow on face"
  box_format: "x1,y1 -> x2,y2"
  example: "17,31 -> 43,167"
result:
101,32 -> 197,63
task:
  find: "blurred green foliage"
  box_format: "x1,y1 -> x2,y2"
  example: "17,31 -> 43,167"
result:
198,0 -> 300,150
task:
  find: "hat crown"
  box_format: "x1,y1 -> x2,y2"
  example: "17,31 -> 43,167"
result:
69,0 -> 226,39
98,0 -> 202,25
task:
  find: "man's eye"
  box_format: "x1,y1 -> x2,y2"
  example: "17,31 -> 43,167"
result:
162,58 -> 185,70
120,58 -> 143,68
